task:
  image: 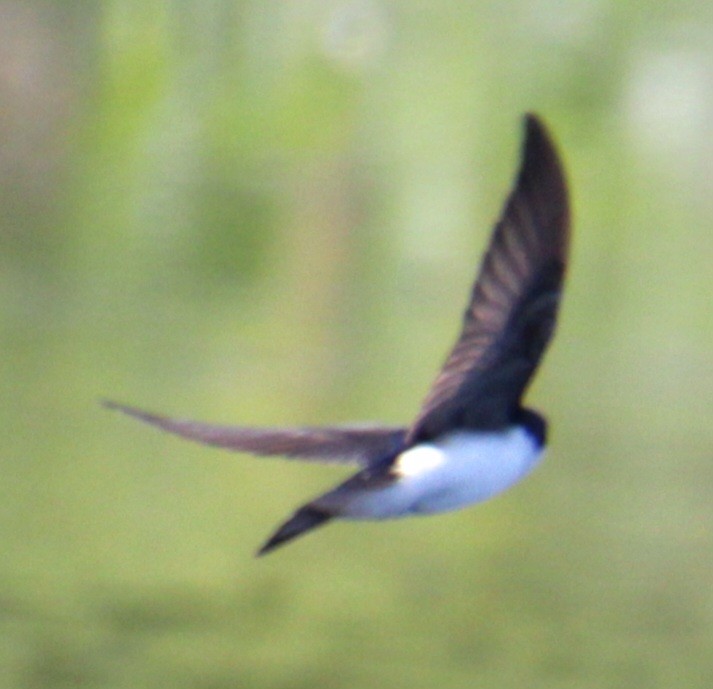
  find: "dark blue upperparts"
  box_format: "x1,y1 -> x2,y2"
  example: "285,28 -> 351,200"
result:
513,407 -> 547,448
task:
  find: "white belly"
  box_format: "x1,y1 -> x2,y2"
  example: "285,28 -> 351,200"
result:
340,427 -> 543,519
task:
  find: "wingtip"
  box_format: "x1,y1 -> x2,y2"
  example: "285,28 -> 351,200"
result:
517,112 -> 569,245
101,398 -> 135,416
523,110 -> 549,126
521,112 -> 559,161
523,111 -> 544,131
101,398 -> 139,416
101,399 -> 157,422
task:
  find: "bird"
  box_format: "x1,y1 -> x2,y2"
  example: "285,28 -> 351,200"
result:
105,113 -> 570,556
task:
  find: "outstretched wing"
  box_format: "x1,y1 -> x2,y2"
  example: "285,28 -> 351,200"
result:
408,114 -> 570,442
104,401 -> 406,466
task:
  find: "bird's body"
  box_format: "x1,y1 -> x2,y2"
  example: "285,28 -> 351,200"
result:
106,114 -> 570,556
322,425 -> 544,519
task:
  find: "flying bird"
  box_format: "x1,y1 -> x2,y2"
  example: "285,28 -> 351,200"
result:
106,114 -> 570,556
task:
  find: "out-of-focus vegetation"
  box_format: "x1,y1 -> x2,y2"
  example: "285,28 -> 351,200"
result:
1,1 -> 712,687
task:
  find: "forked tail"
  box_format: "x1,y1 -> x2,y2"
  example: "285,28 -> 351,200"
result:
257,505 -> 333,556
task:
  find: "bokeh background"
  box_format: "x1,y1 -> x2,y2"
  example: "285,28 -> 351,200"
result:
2,1 -> 712,687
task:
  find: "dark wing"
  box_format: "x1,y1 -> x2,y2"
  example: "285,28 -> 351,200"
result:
408,114 -> 570,442
104,400 -> 406,466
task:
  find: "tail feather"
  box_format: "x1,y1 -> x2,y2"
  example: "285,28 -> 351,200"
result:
257,505 -> 333,556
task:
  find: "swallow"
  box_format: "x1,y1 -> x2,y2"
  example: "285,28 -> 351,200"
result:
105,113 -> 570,556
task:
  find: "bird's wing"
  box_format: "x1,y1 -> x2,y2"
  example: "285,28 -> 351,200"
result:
104,401 -> 406,465
408,114 -> 570,442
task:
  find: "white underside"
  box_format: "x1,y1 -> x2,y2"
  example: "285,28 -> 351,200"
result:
338,427 -> 543,519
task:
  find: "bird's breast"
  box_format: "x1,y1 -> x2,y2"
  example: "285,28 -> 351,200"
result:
338,426 -> 544,519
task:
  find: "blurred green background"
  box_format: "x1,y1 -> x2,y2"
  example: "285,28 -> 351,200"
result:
2,1 -> 712,687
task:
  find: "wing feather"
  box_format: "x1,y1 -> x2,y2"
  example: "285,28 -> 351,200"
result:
408,114 -> 569,442
104,401 -> 406,466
